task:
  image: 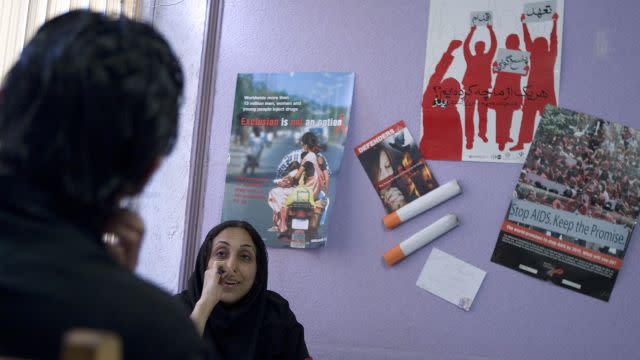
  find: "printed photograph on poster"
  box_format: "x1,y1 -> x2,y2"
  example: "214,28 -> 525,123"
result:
491,105 -> 640,301
354,121 -> 438,213
222,72 -> 355,249
420,0 -> 564,163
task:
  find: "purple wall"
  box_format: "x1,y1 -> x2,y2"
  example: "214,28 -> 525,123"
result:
202,1 -> 640,359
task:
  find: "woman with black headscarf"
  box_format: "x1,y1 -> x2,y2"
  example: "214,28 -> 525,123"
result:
177,220 -> 311,360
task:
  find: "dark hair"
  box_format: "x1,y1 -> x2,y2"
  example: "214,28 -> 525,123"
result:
0,10 -> 183,216
300,132 -> 319,150
285,160 -> 301,173
302,161 -> 315,178
202,220 -> 268,291
369,145 -> 395,182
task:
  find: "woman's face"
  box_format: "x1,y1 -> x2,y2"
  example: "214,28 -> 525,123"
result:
208,227 -> 258,304
378,150 -> 394,181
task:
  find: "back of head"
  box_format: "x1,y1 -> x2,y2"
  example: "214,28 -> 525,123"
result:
505,34 -> 520,49
300,131 -> 319,150
0,10 -> 183,217
302,161 -> 315,178
533,37 -> 549,52
440,77 -> 461,105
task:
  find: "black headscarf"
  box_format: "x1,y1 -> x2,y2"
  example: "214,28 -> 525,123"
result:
178,220 -> 268,360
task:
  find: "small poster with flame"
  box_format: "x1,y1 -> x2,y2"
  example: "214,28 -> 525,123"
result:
354,121 -> 439,213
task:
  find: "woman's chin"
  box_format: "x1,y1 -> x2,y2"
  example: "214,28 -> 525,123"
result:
219,295 -> 240,305
219,290 -> 249,305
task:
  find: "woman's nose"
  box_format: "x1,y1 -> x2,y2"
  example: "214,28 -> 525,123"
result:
226,257 -> 238,272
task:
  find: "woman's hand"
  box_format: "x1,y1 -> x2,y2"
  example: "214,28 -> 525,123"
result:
190,259 -> 227,336
381,187 -> 407,211
102,209 -> 144,271
277,176 -> 293,187
200,259 -> 226,307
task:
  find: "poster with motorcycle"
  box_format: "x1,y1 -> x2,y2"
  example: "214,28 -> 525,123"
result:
491,105 -> 640,301
419,0 -> 564,163
222,72 -> 355,249
354,120 -> 439,213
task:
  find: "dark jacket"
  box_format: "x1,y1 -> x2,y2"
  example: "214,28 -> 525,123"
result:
0,176 -> 206,359
177,290 -> 309,360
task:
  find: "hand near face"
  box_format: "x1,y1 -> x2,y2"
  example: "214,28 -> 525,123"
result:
381,187 -> 407,211
190,258 -> 229,336
102,208 -> 144,271
201,259 -> 226,306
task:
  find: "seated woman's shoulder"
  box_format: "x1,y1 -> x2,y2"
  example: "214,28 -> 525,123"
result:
265,290 -> 291,308
264,290 -> 298,324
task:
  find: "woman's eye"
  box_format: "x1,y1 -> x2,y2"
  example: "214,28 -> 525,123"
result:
241,255 -> 253,262
214,251 -> 227,259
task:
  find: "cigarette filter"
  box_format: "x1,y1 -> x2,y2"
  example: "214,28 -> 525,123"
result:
383,213 -> 459,266
383,179 -> 462,229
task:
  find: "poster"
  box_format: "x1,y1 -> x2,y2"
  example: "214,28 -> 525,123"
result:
491,105 -> 640,301
420,0 -> 564,163
354,120 -> 438,213
222,72 -> 355,249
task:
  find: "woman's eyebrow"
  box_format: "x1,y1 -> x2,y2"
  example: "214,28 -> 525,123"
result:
240,244 -> 256,252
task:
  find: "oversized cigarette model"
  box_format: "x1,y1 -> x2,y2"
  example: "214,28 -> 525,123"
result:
383,179 -> 462,229
383,213 -> 459,266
